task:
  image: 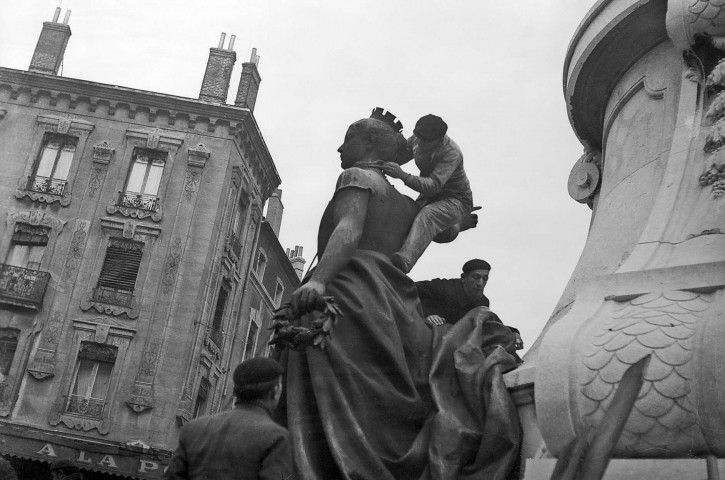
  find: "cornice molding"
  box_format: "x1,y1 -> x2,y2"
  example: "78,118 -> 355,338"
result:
0,67 -> 281,199
563,0 -> 668,148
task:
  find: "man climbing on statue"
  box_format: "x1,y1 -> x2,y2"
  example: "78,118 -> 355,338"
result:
417,258 -> 524,351
380,114 -> 476,273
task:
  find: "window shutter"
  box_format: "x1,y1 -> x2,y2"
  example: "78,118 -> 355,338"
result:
97,239 -> 143,292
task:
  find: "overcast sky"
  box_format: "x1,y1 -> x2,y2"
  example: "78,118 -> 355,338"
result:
1,0 -> 598,354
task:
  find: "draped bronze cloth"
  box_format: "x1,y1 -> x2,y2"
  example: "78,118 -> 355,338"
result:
279,250 -> 520,480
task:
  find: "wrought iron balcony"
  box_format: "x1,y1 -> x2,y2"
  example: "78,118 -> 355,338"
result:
92,286 -> 134,308
66,394 -> 105,419
28,175 -> 67,196
117,191 -> 159,212
0,263 -> 50,311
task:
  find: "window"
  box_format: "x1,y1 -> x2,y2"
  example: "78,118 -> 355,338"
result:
227,200 -> 248,258
66,342 -> 117,419
118,149 -> 166,211
243,320 -> 259,360
29,134 -> 77,196
5,224 -> 50,270
193,376 -> 211,418
273,280 -> 284,307
0,329 -> 19,381
93,239 -> 143,307
209,285 -> 229,347
253,250 -> 267,279
0,225 -> 51,310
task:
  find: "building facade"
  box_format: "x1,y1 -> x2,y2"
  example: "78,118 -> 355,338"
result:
230,189 -> 304,367
0,10 -> 285,479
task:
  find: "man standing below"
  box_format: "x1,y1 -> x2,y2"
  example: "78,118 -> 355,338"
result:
416,259 -> 523,350
165,358 -> 293,480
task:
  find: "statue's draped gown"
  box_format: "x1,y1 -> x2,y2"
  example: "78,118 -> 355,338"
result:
278,167 -> 520,480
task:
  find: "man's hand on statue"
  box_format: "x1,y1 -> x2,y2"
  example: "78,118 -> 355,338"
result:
425,315 -> 446,327
380,162 -> 405,179
459,206 -> 481,232
289,281 -> 326,317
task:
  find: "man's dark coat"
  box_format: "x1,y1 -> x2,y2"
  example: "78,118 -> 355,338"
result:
165,403 -> 293,480
416,278 -> 489,323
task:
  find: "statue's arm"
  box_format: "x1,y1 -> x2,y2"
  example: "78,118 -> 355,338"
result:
289,186 -> 369,315
312,186 -> 369,285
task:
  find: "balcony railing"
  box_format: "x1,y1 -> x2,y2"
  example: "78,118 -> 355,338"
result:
0,263 -> 50,310
92,286 -> 134,308
117,191 -> 159,212
228,231 -> 243,258
28,175 -> 67,196
66,395 -> 105,419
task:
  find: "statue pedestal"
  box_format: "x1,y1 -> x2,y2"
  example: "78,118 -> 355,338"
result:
523,458 -> 723,479
519,0 -> 725,476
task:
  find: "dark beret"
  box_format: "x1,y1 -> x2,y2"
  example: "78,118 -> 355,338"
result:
50,459 -> 80,473
413,114 -> 448,141
233,357 -> 283,387
462,259 -> 491,273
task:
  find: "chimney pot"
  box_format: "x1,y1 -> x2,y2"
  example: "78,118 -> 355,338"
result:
228,35 -> 236,52
235,48 -> 262,112
29,12 -> 72,75
63,10 -> 71,24
198,36 -> 237,104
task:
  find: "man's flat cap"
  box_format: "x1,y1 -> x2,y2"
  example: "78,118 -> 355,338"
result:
462,259 -> 491,273
413,114 -> 448,141
233,357 -> 284,387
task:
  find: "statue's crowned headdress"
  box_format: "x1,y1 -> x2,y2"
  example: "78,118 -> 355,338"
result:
370,107 -> 403,134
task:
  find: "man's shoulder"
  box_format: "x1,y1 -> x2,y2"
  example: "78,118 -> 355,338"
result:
183,407 -> 287,439
416,278 -> 460,298
438,136 -> 462,157
417,277 -> 459,288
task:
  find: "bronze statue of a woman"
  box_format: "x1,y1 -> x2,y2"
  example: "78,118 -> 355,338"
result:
280,115 -> 520,480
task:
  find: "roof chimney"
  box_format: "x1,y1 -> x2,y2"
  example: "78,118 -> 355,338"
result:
287,246 -> 305,280
29,9 -> 72,75
234,48 -> 262,112
198,33 -> 237,104
265,189 -> 283,237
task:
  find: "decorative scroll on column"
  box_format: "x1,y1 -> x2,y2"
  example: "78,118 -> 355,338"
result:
62,219 -> 91,282
27,311 -> 64,380
183,144 -> 210,202
126,340 -> 161,413
700,63 -> 725,197
568,148 -> 601,205
667,0 -> 725,198
87,141 -> 115,199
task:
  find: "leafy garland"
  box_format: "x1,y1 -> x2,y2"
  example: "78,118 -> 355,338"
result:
269,296 -> 342,351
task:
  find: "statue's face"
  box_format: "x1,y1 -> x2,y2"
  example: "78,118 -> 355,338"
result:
461,269 -> 489,300
338,129 -> 370,168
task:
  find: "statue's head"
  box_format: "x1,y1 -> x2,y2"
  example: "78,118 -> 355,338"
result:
339,118 -> 406,167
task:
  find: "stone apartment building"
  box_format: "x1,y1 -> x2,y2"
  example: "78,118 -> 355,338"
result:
233,189 -> 304,365
0,9 -> 300,479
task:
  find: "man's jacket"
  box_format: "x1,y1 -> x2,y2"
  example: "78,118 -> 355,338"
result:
165,402 -> 293,480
